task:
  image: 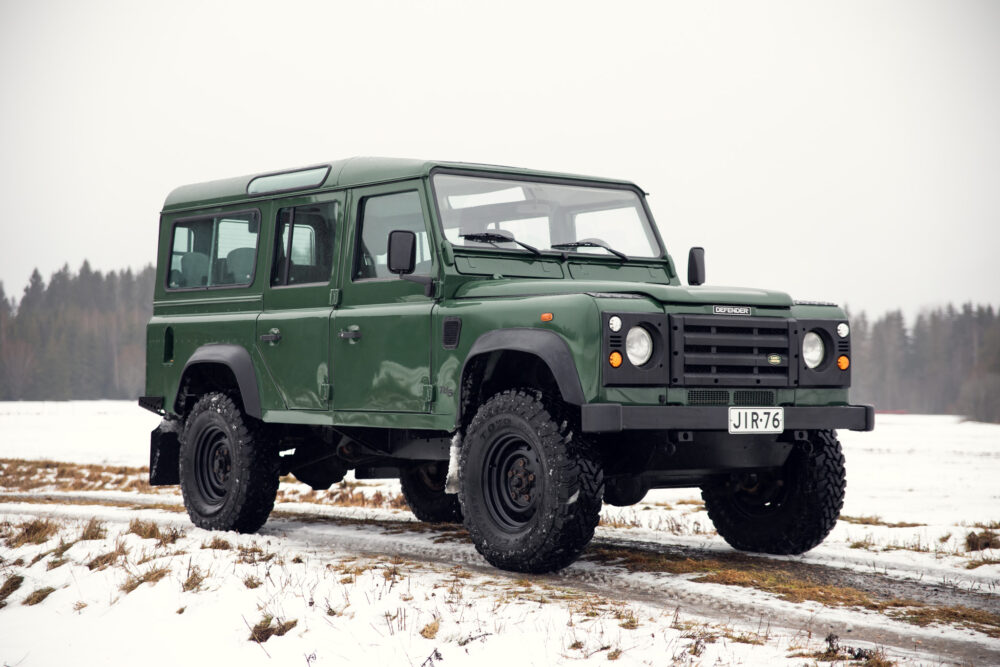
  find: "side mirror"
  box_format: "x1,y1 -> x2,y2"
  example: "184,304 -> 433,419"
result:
387,230 -> 416,275
688,247 -> 705,286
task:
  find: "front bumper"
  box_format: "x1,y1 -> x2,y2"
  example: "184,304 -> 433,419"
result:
581,403 -> 874,433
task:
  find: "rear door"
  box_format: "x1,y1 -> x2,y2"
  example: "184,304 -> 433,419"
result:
331,182 -> 435,413
256,194 -> 343,410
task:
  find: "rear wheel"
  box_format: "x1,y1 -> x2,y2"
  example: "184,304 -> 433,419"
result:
400,462 -> 462,523
179,392 -> 279,533
702,429 -> 845,554
459,389 -> 603,573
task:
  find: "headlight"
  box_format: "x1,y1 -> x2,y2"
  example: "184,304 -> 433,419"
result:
802,331 -> 825,369
625,326 -> 653,366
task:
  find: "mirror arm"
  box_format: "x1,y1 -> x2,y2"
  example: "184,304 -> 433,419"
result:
401,273 -> 435,297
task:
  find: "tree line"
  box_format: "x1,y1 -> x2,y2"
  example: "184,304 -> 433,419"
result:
0,263 -> 997,422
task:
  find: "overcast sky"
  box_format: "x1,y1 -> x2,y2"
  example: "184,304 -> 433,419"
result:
1,0 -> 997,319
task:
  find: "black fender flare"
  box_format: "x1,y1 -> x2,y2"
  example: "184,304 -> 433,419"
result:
176,344 -> 263,419
457,328 -> 586,426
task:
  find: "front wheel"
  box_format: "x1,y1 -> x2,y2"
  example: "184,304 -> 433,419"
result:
702,429 -> 846,555
459,389 -> 604,573
179,392 -> 279,533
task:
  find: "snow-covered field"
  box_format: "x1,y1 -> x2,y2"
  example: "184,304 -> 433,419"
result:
1,402 -> 998,666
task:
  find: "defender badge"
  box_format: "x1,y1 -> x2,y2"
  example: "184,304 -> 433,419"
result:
713,305 -> 751,316
767,354 -> 782,366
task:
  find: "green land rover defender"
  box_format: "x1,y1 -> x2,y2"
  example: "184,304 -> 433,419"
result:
140,157 -> 873,573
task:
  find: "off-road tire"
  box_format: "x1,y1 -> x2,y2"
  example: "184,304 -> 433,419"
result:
400,462 -> 462,523
459,389 -> 604,573
701,429 -> 845,555
179,392 -> 280,533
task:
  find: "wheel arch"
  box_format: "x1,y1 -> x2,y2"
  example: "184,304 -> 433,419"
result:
457,328 -> 585,429
174,344 -> 262,419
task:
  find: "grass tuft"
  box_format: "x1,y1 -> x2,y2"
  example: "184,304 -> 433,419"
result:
420,618 -> 440,639
202,536 -> 232,550
243,575 -> 262,589
182,565 -> 206,592
121,565 -> 171,593
840,515 -> 924,528
248,615 -> 298,643
6,518 -> 60,547
23,586 -> 56,606
0,574 -> 25,608
79,518 -> 106,541
965,530 -> 1000,552
127,519 -> 185,547
87,539 -> 129,571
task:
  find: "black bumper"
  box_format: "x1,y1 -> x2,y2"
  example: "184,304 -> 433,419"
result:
581,403 -> 875,433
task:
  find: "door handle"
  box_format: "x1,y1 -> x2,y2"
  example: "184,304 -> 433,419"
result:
338,329 -> 361,340
260,329 -> 282,344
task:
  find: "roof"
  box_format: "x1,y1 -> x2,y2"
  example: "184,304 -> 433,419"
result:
160,157 -> 640,213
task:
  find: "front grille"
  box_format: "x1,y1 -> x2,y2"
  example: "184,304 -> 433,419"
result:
733,390 -> 776,406
671,315 -> 796,387
688,389 -> 729,405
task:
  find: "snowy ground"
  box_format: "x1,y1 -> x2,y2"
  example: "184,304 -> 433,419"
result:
1,402 -> 998,666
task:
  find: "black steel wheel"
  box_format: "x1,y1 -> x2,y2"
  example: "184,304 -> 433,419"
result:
459,389 -> 603,573
179,392 -> 279,533
400,462 -> 462,523
701,429 -> 846,555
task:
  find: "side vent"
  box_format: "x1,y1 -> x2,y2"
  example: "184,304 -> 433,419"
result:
442,317 -> 462,350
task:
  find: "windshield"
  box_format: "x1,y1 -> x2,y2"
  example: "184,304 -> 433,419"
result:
432,173 -> 662,258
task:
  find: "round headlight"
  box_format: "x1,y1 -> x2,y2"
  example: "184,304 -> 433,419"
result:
802,331 -> 825,369
608,316 -> 622,333
837,322 -> 850,338
625,326 -> 653,366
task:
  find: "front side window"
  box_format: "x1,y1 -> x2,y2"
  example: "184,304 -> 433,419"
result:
432,174 -> 661,258
353,191 -> 431,280
271,201 -> 337,286
167,211 -> 259,289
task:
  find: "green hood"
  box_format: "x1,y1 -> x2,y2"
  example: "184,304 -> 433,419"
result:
453,279 -> 793,308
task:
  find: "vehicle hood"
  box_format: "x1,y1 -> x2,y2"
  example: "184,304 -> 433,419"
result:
453,279 -> 794,308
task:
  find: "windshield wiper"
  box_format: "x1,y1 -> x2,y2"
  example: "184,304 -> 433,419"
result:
461,231 -> 541,256
551,240 -> 628,261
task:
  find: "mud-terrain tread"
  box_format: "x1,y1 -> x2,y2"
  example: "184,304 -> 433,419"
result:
459,389 -> 604,573
400,465 -> 463,523
179,392 -> 279,534
702,429 -> 845,555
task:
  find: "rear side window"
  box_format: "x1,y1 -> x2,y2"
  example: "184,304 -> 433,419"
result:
271,201 -> 337,286
167,210 -> 260,289
353,191 -> 431,280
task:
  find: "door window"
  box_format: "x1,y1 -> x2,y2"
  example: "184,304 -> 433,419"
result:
353,191 -> 431,280
271,201 -> 337,286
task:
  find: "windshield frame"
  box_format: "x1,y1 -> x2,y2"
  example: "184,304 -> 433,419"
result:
428,167 -> 667,262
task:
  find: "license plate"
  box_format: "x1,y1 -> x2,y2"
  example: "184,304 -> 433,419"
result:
728,407 -> 784,434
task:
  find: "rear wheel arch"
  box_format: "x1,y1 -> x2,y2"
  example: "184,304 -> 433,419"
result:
174,344 -> 263,419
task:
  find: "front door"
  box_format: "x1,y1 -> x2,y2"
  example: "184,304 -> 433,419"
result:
332,183 -> 435,413
256,195 -> 342,410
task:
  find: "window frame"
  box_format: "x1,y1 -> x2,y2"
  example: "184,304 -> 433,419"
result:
164,208 -> 261,292
270,201 -> 339,289
351,189 -> 433,283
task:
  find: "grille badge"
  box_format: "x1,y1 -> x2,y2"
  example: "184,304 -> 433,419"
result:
767,353 -> 782,366
713,305 -> 750,316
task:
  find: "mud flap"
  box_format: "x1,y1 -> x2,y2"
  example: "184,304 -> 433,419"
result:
149,421 -> 180,486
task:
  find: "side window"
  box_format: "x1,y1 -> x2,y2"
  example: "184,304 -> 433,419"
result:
271,201 -> 337,286
353,191 -> 431,280
167,211 -> 259,289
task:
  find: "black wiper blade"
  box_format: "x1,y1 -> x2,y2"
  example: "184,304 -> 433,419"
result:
551,240 -> 628,261
460,231 -> 541,256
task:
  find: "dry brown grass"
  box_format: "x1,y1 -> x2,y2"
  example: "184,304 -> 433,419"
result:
0,574 -> 25,608
87,539 -> 129,571
23,586 -> 56,606
79,518 -> 106,541
121,565 -> 171,593
248,615 -> 297,643
182,565 -> 206,592
0,492 -> 184,513
420,618 -> 440,639
202,536 -> 232,550
243,575 -> 262,589
6,518 -> 60,547
0,458 -> 151,494
965,530 -> 1000,552
238,544 -> 277,565
841,515 -> 925,528
966,557 -> 1000,570
126,518 -> 184,547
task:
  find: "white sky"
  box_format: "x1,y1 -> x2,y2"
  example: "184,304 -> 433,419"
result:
1,0 -> 997,318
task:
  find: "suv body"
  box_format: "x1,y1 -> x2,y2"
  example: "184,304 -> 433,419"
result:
141,157 -> 873,572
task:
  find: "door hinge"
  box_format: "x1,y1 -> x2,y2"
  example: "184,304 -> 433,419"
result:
422,382 -> 435,408
329,289 -> 341,307
320,382 -> 332,400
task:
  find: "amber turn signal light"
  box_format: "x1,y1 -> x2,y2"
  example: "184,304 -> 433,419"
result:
837,355 -> 850,370
540,312 -> 553,322
609,351 -> 623,368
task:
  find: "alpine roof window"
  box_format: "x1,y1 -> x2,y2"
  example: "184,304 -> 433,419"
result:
166,210 -> 260,290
